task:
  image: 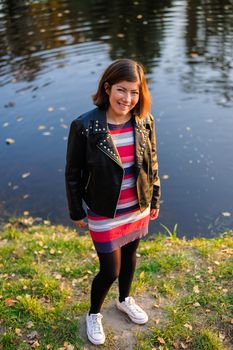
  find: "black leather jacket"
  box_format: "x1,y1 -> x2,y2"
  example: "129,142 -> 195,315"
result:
65,107 -> 160,220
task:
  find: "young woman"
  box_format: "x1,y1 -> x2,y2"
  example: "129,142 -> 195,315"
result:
65,58 -> 160,345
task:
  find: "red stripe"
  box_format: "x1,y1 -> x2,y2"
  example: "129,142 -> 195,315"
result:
90,215 -> 150,242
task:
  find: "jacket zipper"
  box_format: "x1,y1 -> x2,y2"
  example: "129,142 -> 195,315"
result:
85,172 -> 91,191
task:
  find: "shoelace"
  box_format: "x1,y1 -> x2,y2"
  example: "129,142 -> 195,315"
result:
125,297 -> 143,314
90,314 -> 103,334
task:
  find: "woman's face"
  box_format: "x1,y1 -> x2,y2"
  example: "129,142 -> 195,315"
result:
105,80 -> 140,117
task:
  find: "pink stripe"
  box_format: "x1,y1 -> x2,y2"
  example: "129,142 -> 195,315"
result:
118,145 -> 134,157
90,215 -> 150,242
110,127 -> 133,134
119,187 -> 137,200
121,156 -> 134,164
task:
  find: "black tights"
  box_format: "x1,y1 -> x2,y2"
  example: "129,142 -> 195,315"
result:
89,239 -> 140,314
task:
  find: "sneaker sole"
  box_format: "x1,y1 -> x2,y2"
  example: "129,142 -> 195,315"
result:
86,329 -> 105,345
116,303 -> 148,324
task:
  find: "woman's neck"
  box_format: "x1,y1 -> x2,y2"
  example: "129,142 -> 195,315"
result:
106,110 -> 132,125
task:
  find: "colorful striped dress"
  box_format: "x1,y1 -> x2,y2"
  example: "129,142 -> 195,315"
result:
87,118 -> 150,253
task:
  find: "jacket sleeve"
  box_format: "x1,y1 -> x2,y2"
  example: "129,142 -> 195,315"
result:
65,119 -> 87,220
149,115 -> 161,209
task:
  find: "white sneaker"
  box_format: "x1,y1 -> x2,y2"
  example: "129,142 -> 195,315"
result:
116,296 -> 148,324
86,312 -> 105,345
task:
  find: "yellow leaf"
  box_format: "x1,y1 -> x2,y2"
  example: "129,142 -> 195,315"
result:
139,271 -> 145,279
15,328 -> 22,336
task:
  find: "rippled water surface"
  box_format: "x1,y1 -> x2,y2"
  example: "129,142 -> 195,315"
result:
0,0 -> 233,237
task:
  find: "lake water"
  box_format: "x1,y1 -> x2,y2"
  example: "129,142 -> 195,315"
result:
0,0 -> 233,238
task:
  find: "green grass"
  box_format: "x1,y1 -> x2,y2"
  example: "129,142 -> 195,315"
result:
0,217 -> 232,349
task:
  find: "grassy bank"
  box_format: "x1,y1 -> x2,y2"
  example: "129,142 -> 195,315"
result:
0,217 -> 232,350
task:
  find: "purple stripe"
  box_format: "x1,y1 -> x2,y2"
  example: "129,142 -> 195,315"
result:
124,164 -> 135,176
87,203 -> 140,217
108,118 -> 133,130
93,227 -> 148,253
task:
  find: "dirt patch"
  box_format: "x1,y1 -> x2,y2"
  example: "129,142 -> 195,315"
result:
79,292 -> 165,349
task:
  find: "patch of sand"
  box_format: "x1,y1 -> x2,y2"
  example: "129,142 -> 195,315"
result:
79,293 -> 165,349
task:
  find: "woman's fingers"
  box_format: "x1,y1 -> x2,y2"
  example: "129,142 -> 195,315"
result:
150,209 -> 159,220
73,219 -> 87,228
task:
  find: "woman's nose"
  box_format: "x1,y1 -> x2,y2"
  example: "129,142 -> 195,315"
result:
123,92 -> 131,103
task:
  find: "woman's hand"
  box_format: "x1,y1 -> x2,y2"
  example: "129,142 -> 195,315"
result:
72,219 -> 87,228
150,209 -> 159,220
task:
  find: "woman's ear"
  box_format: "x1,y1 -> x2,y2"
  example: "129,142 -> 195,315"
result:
104,82 -> 110,95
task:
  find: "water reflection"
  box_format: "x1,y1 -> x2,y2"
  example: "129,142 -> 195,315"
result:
0,0 -> 233,236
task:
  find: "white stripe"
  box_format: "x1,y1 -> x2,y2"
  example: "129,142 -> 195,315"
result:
116,199 -> 138,209
121,177 -> 135,189
113,137 -> 134,147
88,206 -> 150,231
122,161 -> 134,168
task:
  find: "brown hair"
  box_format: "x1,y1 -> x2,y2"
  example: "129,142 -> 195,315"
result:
92,58 -> 151,119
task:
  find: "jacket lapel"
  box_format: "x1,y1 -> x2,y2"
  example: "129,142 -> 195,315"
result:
93,109 -> 123,167
134,115 -> 150,177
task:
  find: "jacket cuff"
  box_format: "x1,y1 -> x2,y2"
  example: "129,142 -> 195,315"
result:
70,209 -> 87,221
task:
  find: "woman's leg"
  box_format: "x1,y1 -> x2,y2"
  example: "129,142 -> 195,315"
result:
118,238 -> 140,302
89,248 -> 121,314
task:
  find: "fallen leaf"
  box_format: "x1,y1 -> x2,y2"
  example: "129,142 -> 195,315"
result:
27,321 -> 34,329
158,336 -> 165,344
38,125 -> 46,130
22,172 -> 31,179
193,285 -> 200,294
48,107 -> 54,112
60,123 -> 68,129
15,328 -> 22,336
193,302 -> 201,307
5,138 -> 15,145
221,212 -> 231,217
4,298 -> 17,306
184,323 -> 192,330
139,271 -> 145,279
